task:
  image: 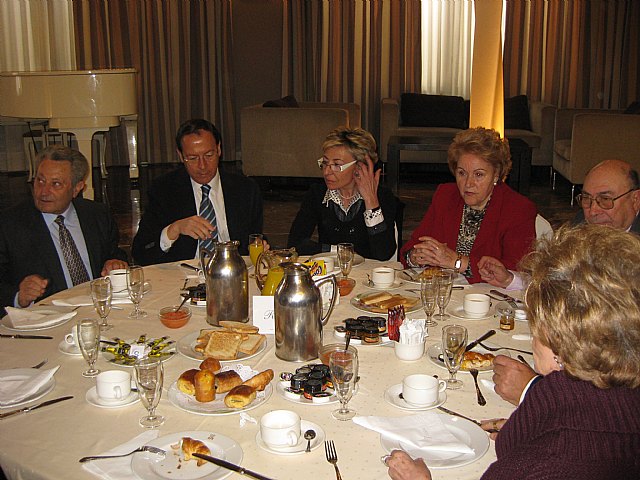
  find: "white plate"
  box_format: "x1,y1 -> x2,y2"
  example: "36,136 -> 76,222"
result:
0,306 -> 77,331
333,329 -> 392,346
131,430 -> 243,480
447,305 -> 495,321
101,337 -> 176,367
310,252 -> 365,268
255,420 -> 325,455
398,270 -> 468,286
350,293 -> 421,315
426,342 -> 511,373
275,381 -> 339,406
168,381 -> 273,416
383,384 -> 446,411
380,415 -> 490,470
176,331 -> 267,363
362,279 -> 404,291
0,368 -> 55,408
112,281 -> 151,298
85,386 -> 139,409
58,340 -> 82,356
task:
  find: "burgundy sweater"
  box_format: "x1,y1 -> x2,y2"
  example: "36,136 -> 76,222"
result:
481,371 -> 640,480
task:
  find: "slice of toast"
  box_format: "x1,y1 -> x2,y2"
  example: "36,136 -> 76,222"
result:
238,334 -> 266,355
360,292 -> 393,306
219,321 -> 260,334
203,332 -> 243,360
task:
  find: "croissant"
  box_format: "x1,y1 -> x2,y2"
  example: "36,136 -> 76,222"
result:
242,369 -> 274,391
181,437 -> 211,466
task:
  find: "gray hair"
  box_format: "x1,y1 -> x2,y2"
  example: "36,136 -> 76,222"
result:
35,145 -> 89,187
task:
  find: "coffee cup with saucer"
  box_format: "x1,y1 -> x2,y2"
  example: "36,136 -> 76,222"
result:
256,418 -> 325,455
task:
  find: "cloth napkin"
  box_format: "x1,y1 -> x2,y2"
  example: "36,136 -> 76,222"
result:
82,430 -> 160,480
3,306 -> 76,329
52,296 -> 131,307
353,412 -> 474,456
0,366 -> 60,406
480,378 -> 497,395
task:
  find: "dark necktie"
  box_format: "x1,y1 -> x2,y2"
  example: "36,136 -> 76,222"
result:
199,184 -> 218,253
54,215 -> 90,286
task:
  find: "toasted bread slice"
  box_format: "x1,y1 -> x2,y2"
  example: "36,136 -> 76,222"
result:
360,292 -> 393,306
203,332 -> 243,360
219,321 -> 259,334
378,295 -> 407,310
238,334 -> 266,355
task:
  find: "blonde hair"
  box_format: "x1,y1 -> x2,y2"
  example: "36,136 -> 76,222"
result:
447,127 -> 511,182
322,126 -> 378,164
521,224 -> 640,388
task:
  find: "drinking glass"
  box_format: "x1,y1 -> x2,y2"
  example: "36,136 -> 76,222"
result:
127,265 -> 147,319
91,277 -> 113,331
329,350 -> 358,420
248,233 -> 264,267
435,269 -> 454,321
77,318 -> 101,377
133,357 -> 165,428
420,275 -> 438,327
337,243 -> 354,279
442,324 -> 468,390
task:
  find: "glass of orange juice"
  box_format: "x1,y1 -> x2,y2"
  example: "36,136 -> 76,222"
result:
249,233 -> 264,266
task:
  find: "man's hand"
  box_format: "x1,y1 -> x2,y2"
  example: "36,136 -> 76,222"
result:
17,275 -> 49,307
492,355 -> 538,405
386,450 -> 432,480
167,216 -> 217,241
478,256 -> 514,288
101,259 -> 129,277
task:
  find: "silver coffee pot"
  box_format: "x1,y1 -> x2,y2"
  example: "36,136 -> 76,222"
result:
201,241 -> 248,325
274,262 -> 338,362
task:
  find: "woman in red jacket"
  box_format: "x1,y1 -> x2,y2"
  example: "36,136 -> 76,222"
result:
400,127 -> 536,283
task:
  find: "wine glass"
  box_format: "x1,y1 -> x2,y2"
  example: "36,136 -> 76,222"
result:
91,277 -> 113,331
76,318 -> 101,377
337,243 -> 354,279
329,350 -> 358,420
248,233 -> 264,267
133,357 -> 165,428
435,269 -> 454,321
442,324 -> 468,390
420,275 -> 438,327
127,265 -> 147,319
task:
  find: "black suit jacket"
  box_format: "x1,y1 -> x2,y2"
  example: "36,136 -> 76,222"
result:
0,198 -> 128,313
572,210 -> 640,233
132,166 -> 263,265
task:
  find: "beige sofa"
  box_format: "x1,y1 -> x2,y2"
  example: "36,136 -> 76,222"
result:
552,108 -> 640,200
240,102 -> 361,177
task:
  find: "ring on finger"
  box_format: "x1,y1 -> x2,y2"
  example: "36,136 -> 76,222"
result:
381,454 -> 391,466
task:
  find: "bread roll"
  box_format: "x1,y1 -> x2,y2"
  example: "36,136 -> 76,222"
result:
242,369 -> 274,391
199,357 -> 221,373
182,437 -> 211,466
214,370 -> 243,393
194,369 -> 215,402
177,369 -> 199,396
223,384 -> 256,408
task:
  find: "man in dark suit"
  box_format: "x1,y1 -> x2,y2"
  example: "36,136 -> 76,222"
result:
0,145 -> 128,314
132,119 -> 264,265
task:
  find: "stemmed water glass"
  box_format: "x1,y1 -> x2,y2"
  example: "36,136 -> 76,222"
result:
337,243 -> 354,279
420,275 -> 438,327
91,277 -> 113,331
442,324 -> 467,390
76,318 -> 101,377
127,265 -> 147,319
435,269 -> 454,321
329,349 -> 358,420
133,357 -> 165,428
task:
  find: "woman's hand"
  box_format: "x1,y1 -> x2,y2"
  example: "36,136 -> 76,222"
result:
480,418 -> 508,441
386,450 -> 432,480
410,236 -> 458,268
354,155 -> 381,210
478,256 -> 513,288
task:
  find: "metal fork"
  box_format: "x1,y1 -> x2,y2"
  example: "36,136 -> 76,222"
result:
31,359 -> 48,369
78,446 -> 165,463
478,341 -> 532,355
325,440 -> 343,480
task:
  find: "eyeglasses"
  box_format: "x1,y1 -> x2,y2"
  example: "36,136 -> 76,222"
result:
182,152 -> 217,163
317,159 -> 357,172
575,188 -> 637,210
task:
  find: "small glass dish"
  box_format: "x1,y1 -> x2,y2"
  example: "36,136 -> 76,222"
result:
159,306 -> 191,329
318,343 -> 358,366
337,278 -> 356,296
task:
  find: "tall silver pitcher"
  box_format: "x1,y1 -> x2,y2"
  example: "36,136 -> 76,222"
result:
274,262 -> 337,362
201,241 -> 248,325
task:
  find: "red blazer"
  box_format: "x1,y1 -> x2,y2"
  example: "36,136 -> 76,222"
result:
400,183 -> 537,283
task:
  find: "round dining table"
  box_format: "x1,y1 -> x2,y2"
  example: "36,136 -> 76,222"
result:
0,258 -> 530,480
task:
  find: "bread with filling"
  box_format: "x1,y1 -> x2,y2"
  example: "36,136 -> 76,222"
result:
177,369 -> 199,396
461,351 -> 495,369
223,384 -> 257,408
194,369 -> 215,402
214,370 -> 243,393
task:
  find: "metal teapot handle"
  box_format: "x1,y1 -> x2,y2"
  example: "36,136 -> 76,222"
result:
199,247 -> 213,272
314,274 -> 338,326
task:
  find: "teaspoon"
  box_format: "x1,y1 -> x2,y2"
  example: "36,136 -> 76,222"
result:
304,429 -> 316,452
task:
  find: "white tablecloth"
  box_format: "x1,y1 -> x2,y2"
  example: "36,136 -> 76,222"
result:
0,259 -> 529,480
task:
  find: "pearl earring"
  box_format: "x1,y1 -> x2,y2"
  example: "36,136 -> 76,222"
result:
553,355 -> 564,370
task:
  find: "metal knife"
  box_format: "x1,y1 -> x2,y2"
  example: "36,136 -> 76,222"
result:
192,453 -> 275,480
180,262 -> 200,272
465,329 -> 496,352
437,406 -> 500,433
0,334 -> 53,340
0,395 -> 73,419
489,289 -> 520,308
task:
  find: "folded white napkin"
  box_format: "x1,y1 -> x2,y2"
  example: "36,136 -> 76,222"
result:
353,412 -> 474,455
480,378 -> 497,394
52,296 -> 131,307
0,366 -> 60,406
82,430 -> 160,480
3,306 -> 76,329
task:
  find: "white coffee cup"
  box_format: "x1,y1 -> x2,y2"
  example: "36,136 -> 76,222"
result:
260,410 -> 301,448
394,341 -> 426,361
314,256 -> 335,273
463,293 -> 491,317
371,267 -> 395,287
64,328 -> 78,346
108,269 -> 128,293
96,370 -> 131,402
402,374 -> 447,406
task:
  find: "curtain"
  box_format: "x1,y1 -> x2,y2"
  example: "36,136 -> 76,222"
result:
72,0 -> 235,165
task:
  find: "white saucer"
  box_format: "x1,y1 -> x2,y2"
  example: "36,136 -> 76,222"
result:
85,386 -> 139,409
255,420 -> 325,455
363,280 -> 404,291
383,384 -> 446,411
112,281 -> 151,298
448,305 -> 494,321
58,340 -> 82,356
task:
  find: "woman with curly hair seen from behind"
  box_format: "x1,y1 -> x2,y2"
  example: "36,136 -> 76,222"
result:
387,224 -> 640,480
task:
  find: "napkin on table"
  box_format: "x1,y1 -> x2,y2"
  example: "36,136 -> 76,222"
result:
52,296 -> 131,307
480,378 -> 497,395
3,306 -> 76,329
82,430 -> 160,480
0,366 -> 60,406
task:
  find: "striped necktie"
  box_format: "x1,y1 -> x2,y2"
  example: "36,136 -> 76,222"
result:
54,215 -> 90,286
199,184 -> 218,253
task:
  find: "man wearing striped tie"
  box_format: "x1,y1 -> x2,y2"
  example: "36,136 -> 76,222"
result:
132,119 -> 265,265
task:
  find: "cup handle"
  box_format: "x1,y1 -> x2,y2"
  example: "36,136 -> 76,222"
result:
438,380 -> 447,393
114,386 -> 122,399
287,431 -> 299,446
